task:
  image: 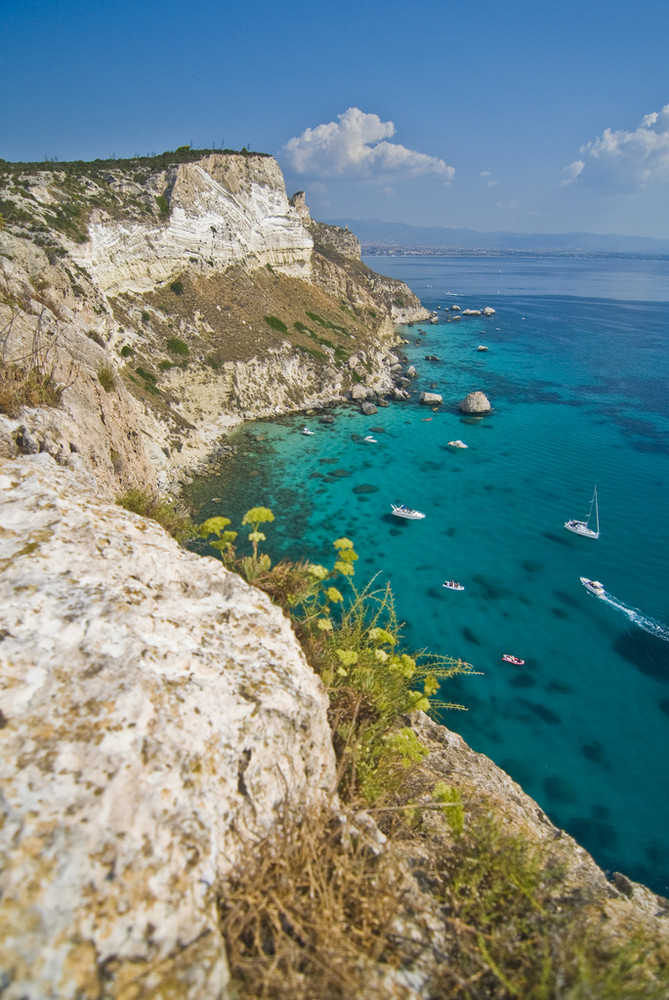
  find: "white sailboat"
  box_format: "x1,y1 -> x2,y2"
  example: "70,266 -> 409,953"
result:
565,486 -> 600,539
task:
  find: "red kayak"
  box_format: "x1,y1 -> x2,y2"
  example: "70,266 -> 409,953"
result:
502,654 -> 525,665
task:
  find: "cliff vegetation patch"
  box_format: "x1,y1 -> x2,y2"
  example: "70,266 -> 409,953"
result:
196,509 -> 669,999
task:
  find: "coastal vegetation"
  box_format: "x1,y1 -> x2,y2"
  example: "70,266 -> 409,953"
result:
116,486 -> 195,542
0,311 -> 76,416
199,508 -> 669,1000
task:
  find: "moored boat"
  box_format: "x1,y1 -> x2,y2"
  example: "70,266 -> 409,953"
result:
442,580 -> 465,591
391,504 -> 426,520
502,654 -> 525,665
565,486 -> 600,539
301,426 -> 314,435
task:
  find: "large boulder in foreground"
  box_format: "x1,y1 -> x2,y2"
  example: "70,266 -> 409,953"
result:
0,455 -> 336,999
420,391 -> 443,406
459,391 -> 491,414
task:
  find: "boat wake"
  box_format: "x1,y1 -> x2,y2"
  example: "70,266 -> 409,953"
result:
599,592 -> 669,643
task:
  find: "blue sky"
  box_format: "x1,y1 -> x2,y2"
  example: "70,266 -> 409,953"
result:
2,0 -> 669,238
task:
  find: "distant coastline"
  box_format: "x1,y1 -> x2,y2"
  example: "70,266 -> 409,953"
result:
363,247 -> 669,261
327,217 -> 669,258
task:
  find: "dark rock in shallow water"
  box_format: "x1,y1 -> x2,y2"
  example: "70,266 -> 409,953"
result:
361,401 -> 378,415
353,484 -> 379,494
581,741 -> 606,764
320,414 -> 335,424
544,775 -> 577,803
509,673 -> 536,689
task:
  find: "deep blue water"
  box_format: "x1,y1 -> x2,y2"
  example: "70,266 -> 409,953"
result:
188,254 -> 669,895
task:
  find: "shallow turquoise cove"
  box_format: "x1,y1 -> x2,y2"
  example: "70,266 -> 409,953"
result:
187,254 -> 669,895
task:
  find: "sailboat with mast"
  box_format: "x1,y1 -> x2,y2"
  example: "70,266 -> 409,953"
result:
565,486 -> 600,539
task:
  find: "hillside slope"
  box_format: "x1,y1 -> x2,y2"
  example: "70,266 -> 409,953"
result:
0,149 -> 429,496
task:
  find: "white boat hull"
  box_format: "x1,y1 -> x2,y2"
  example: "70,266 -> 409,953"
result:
391,504 -> 425,520
580,576 -> 605,596
565,520 -> 599,539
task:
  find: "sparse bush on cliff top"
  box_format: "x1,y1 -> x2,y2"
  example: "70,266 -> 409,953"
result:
117,488 -> 195,542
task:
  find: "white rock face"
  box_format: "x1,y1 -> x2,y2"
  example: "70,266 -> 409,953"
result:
420,391 -> 443,406
0,455 -> 336,999
74,155 -> 314,294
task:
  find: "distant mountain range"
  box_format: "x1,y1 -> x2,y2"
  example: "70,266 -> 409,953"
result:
325,218 -> 669,256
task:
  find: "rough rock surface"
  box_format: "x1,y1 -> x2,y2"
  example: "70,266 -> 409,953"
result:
419,391 -> 442,406
459,390 -> 491,413
76,155 -> 313,295
0,455 -> 337,999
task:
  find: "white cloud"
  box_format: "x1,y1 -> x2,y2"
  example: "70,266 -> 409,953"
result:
564,104 -> 669,187
281,108 -> 454,182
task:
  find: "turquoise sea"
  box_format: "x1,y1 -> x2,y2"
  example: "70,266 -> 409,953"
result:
187,254 -> 669,895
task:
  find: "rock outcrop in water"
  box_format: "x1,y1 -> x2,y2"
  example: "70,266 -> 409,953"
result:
459,390 -> 491,413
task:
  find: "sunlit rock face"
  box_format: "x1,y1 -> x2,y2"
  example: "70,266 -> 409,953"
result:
458,390 -> 491,413
75,154 -> 314,295
0,455 -> 336,999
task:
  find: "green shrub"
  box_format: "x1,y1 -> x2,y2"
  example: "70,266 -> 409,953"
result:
264,315 -> 288,334
116,488 -> 195,542
166,336 -> 189,356
169,280 -> 184,296
140,310 -> 151,323
135,366 -> 156,385
120,345 -> 133,358
97,363 -> 116,392
158,359 -> 173,371
155,194 -> 169,218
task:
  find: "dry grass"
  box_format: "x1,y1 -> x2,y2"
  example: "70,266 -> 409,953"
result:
218,801 -> 418,1000
0,310 -> 76,416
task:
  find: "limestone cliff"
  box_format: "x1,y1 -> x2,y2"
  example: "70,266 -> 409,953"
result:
0,149 -> 427,497
0,456 -> 336,998
4,148 -> 665,999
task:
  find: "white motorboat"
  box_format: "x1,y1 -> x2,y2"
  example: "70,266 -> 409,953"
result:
301,427 -> 315,436
477,345 -> 488,352
391,504 -> 426,520
565,486 -> 599,539
580,576 -> 605,597
364,435 -> 377,443
442,580 -> 465,591
502,654 -> 525,665
447,440 -> 468,449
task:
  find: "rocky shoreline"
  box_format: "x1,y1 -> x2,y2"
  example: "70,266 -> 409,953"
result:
2,149 -> 668,998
